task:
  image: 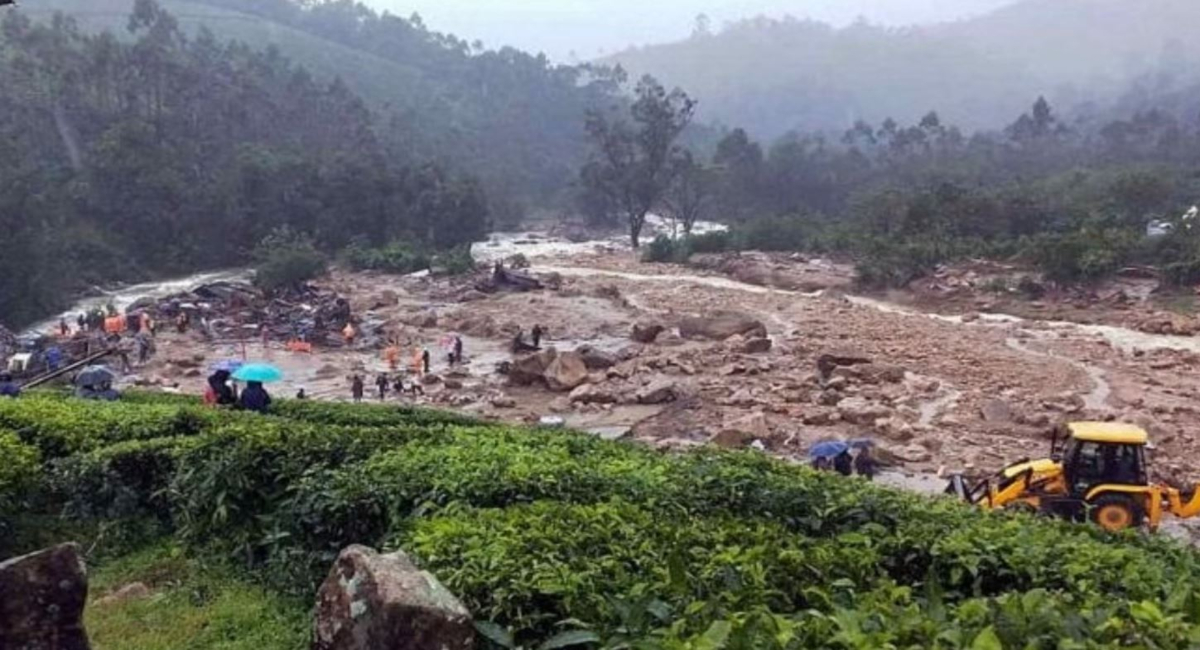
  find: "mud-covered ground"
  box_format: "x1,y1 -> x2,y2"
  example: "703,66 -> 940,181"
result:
117,232 -> 1200,497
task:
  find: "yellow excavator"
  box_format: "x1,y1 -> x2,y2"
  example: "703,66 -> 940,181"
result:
946,422 -> 1200,532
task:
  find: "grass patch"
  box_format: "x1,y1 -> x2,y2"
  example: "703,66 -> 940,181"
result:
86,542 -> 308,650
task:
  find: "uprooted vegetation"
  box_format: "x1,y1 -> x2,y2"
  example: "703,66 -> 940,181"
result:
5,393 -> 1200,648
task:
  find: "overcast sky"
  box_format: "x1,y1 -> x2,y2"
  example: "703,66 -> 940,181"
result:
363,0 -> 1016,62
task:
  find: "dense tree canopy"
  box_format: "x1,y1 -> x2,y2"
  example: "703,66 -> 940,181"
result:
0,1 -> 488,328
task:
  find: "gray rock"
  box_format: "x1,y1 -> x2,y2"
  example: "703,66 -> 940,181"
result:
816,350 -> 872,379
738,337 -> 773,354
980,399 -> 1014,423
569,383 -> 619,404
0,543 -> 91,650
506,348 -> 557,386
679,312 -> 767,341
313,545 -> 473,650
631,323 -> 665,344
838,397 -> 894,425
636,379 -> 677,405
576,346 -> 618,371
545,351 -> 590,392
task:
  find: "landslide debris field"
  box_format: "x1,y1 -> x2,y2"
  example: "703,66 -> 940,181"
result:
119,231 -> 1200,486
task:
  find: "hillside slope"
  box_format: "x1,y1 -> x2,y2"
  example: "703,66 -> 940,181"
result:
606,0 -> 1200,136
19,0 -> 615,213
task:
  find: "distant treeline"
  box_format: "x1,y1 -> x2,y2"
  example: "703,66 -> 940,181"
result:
626,97 -> 1200,288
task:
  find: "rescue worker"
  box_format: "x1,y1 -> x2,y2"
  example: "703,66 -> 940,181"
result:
238,381 -> 272,413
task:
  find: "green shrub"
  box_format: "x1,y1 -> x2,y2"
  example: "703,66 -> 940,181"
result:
432,245 -> 477,276
734,215 -> 814,252
0,430 -> 40,551
687,230 -> 736,254
407,500 -> 880,644
341,240 -> 431,274
1023,228 -> 1140,283
252,227 -> 327,293
642,235 -> 692,263
0,396 -> 224,459
49,437 -> 201,522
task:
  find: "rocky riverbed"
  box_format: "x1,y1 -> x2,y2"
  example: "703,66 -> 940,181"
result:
31,225 -> 1200,494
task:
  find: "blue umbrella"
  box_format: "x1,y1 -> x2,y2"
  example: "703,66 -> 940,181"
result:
808,440 -> 849,460
232,362 -> 284,383
76,365 -> 116,389
210,359 -> 244,373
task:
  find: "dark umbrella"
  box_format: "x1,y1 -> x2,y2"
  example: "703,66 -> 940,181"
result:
76,365 -> 115,389
808,440 -> 850,460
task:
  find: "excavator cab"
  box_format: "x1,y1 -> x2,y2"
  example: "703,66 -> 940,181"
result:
951,422 -> 1200,532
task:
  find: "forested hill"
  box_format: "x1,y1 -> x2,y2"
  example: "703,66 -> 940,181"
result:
17,0 -> 623,221
605,0 -> 1200,138
0,0 -> 511,328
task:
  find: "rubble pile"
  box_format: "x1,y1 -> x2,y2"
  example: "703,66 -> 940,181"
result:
144,280 -> 362,346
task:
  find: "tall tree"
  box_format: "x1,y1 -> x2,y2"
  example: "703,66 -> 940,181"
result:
582,75 -> 695,247
663,151 -> 712,236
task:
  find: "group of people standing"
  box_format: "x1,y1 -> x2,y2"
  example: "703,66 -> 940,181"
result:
813,447 -> 876,480
350,371 -> 425,403
205,369 -> 272,413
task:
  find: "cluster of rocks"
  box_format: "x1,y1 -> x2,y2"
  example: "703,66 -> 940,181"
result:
2,541 -> 478,650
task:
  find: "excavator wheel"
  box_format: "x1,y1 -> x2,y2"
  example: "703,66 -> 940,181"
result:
1089,494 -> 1144,532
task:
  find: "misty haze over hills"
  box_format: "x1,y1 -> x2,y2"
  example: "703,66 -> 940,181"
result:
606,0 -> 1200,137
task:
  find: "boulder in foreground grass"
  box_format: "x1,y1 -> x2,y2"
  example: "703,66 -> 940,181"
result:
313,545 -> 473,650
0,543 -> 91,650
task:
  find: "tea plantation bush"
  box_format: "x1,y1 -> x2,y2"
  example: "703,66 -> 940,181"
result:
8,393 -> 1200,649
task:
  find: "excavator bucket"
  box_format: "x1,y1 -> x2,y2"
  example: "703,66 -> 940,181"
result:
1172,488 -> 1200,520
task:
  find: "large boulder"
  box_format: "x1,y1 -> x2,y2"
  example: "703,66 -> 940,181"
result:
0,543 -> 91,650
679,312 -> 766,341
545,351 -> 590,392
636,379 -> 678,405
631,323 -> 665,344
313,545 -> 474,650
569,383 -> 619,405
837,397 -> 893,425
710,412 -> 771,448
816,350 -> 872,380
738,337 -> 773,354
507,348 -> 557,386
576,346 -> 618,371
980,399 -> 1014,423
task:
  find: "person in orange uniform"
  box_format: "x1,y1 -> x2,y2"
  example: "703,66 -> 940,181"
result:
384,344 -> 400,371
